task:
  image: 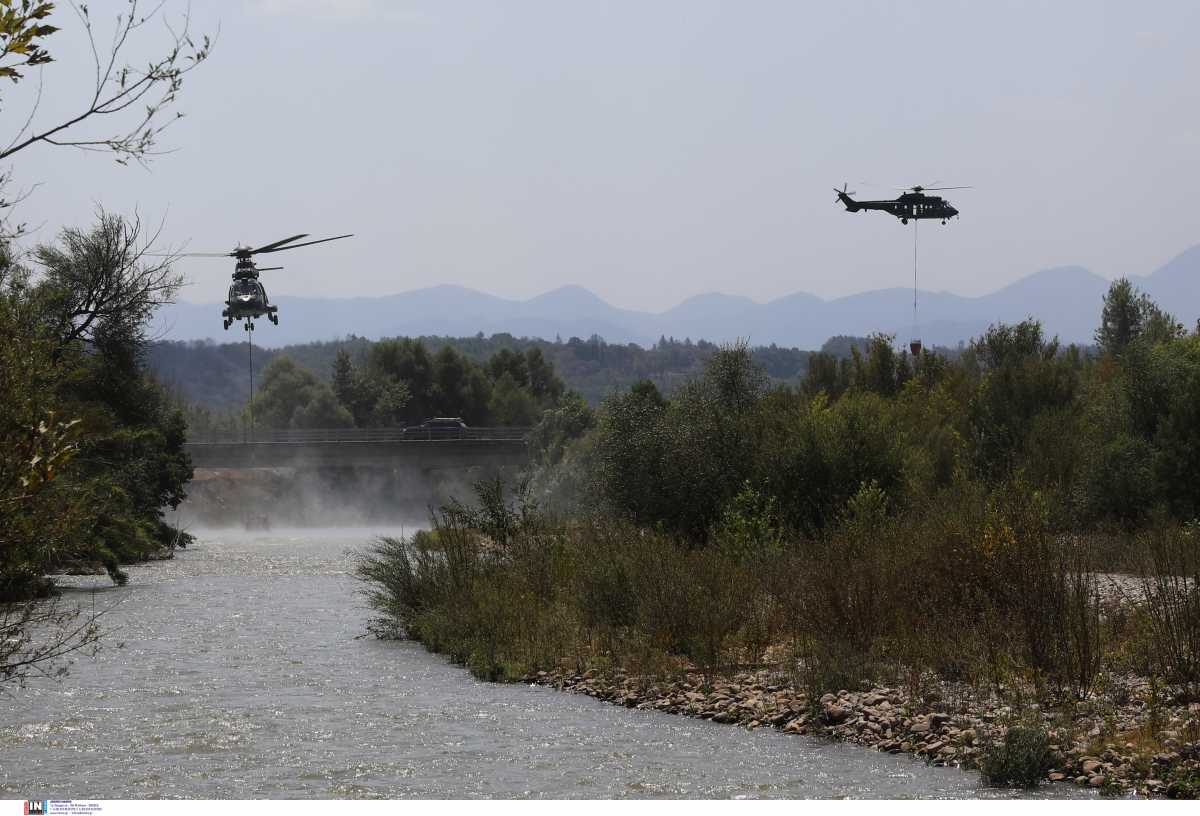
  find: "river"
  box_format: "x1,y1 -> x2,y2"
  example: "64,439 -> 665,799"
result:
1,529 -> 1093,799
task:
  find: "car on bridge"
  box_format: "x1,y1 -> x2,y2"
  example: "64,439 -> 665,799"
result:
402,417 -> 469,439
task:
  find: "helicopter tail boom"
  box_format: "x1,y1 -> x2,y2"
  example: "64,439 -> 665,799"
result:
835,189 -> 862,212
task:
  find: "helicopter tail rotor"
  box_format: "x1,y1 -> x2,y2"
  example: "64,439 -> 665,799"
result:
834,183 -> 860,211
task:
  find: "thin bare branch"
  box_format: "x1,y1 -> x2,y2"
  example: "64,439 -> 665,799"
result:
0,1 -> 213,165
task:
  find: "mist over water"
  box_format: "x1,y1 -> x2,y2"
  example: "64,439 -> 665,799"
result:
176,466 -> 490,530
2,527 -> 1094,798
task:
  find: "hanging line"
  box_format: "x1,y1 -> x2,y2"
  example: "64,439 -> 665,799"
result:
247,322 -> 255,442
912,219 -> 919,348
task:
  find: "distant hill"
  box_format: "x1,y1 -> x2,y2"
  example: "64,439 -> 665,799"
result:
153,245 -> 1200,349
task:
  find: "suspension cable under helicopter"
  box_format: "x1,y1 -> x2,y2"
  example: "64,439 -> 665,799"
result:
912,218 -> 920,356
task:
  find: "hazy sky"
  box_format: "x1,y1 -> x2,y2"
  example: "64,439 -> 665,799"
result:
9,0 -> 1200,311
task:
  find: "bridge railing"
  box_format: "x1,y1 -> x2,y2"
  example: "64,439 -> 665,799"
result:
186,426 -> 531,445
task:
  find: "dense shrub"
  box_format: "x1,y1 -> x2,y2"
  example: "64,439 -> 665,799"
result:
980,724 -> 1053,788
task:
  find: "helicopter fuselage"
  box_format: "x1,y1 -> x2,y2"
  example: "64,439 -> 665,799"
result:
837,191 -> 958,223
222,260 -> 278,329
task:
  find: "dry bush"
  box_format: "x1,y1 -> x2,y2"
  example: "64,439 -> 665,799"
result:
1134,521 -> 1200,697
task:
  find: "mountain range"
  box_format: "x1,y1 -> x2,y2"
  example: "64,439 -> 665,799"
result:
152,245 -> 1200,350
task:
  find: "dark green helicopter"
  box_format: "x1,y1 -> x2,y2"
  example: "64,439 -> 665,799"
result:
173,233 -> 352,330
835,184 -> 967,224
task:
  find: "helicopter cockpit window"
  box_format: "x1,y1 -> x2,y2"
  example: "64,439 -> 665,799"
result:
230,280 -> 258,299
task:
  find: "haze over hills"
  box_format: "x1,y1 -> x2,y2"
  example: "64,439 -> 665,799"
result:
153,245 -> 1200,350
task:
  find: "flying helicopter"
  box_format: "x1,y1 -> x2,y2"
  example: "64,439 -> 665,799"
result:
169,233 -> 352,330
834,184 -> 966,224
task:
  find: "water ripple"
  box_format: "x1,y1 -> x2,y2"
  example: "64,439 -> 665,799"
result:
3,528 -> 1094,799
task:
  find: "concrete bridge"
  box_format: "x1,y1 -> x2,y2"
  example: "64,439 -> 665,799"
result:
184,427 -> 531,469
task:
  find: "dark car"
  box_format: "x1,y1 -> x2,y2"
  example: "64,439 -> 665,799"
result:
403,417 -> 469,438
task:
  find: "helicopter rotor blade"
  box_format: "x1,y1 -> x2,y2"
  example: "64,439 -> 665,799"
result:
145,233 -> 352,259
897,184 -> 972,192
248,234 -> 309,255
143,251 -> 233,258
254,233 -> 353,254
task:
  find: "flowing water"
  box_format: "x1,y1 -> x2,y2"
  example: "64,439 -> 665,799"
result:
2,529 -> 1094,799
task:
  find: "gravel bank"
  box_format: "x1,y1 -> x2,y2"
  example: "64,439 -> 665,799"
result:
527,666 -> 1200,798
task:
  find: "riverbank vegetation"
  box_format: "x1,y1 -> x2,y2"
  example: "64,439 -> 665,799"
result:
1,217 -> 193,589
1,218 -> 194,686
1,1 -> 208,686
359,279 -> 1200,794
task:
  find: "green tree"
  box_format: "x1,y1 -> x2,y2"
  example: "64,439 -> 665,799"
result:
487,347 -> 530,389
802,350 -> 850,398
332,348 -> 357,408
628,378 -> 665,408
524,346 -> 564,403
1153,336 -> 1200,516
1096,278 -> 1181,356
369,338 -> 434,422
432,345 -> 472,416
759,390 -> 905,532
853,333 -> 900,397
292,388 -> 353,429
528,391 -> 595,467
594,375 -> 672,527
487,371 -> 538,426
251,356 -> 349,429
968,320 -> 1077,478
594,343 -> 767,538
33,212 -> 181,352
7,217 -> 193,583
332,348 -> 401,426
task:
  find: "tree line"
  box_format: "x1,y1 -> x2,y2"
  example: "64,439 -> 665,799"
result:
360,277 -> 1200,750
149,332 -> 829,417
240,341 -> 568,431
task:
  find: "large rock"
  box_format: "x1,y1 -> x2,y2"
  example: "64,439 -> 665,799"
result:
821,703 -> 851,725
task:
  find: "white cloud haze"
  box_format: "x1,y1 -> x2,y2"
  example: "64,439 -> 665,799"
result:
10,0 -> 1200,311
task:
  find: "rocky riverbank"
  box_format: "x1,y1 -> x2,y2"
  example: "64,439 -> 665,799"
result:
526,666 -> 1200,798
